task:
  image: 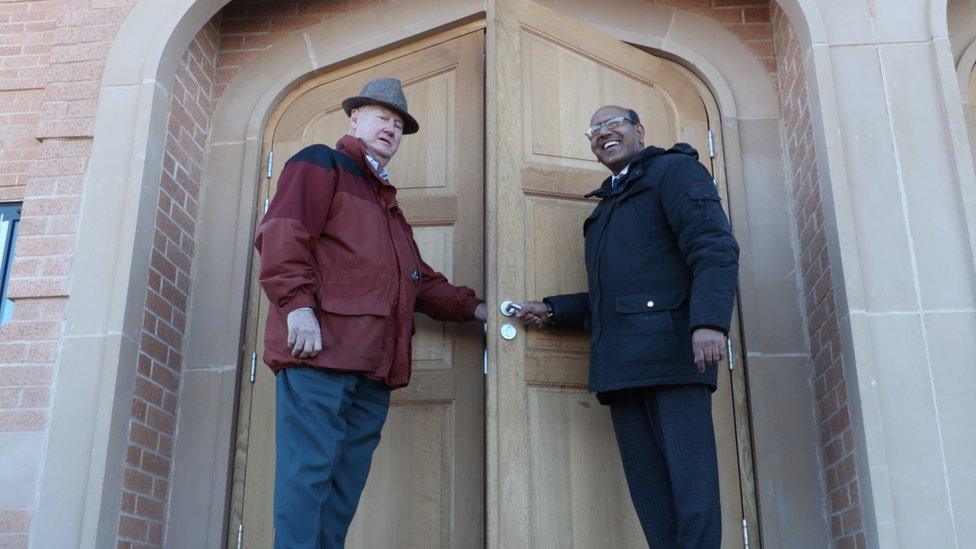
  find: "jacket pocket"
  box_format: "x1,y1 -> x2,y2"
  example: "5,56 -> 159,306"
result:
612,290 -> 686,364
614,290 -> 686,314
317,274 -> 393,361
318,269 -> 394,316
686,188 -> 727,226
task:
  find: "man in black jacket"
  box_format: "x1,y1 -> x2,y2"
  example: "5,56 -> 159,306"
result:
515,105 -> 739,548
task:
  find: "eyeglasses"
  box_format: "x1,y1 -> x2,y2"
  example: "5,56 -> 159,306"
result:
585,116 -> 636,140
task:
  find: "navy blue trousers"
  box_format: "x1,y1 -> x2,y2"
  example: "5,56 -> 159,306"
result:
606,384 -> 721,548
273,367 -> 390,549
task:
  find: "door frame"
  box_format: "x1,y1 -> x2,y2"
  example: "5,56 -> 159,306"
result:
226,9 -> 763,547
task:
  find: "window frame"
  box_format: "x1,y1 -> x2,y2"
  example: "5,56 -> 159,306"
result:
0,202 -> 22,323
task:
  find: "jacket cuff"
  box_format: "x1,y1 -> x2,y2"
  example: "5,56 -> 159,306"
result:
691,324 -> 728,336
281,291 -> 316,314
543,294 -> 589,331
461,296 -> 484,321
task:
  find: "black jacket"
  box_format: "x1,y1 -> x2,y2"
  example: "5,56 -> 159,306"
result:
545,144 -> 739,397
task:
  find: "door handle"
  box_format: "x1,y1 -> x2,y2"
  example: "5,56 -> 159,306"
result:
499,300 -> 522,317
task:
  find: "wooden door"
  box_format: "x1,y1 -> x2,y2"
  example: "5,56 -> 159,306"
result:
485,2 -> 758,547
228,25 -> 486,549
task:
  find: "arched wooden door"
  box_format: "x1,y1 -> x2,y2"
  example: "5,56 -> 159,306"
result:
229,24 -> 486,548
485,1 -> 758,546
228,7 -> 758,548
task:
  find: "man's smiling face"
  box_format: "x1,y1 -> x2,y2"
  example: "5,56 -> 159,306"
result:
588,106 -> 645,174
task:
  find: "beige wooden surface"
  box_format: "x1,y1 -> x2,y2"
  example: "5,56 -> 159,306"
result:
229,28 -> 486,549
486,1 -> 753,547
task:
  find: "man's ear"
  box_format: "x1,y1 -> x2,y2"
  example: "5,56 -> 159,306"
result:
635,122 -> 645,145
349,107 -> 360,130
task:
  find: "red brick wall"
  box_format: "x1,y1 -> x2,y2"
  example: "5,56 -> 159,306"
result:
117,17 -> 220,549
660,0 -> 776,73
771,4 -> 865,548
0,1 -> 139,545
0,0 -> 56,201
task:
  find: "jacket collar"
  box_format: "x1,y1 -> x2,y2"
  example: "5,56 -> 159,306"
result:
335,135 -> 391,185
584,145 -> 667,198
335,135 -> 399,207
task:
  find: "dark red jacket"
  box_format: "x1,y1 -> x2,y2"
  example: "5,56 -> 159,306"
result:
254,136 -> 481,388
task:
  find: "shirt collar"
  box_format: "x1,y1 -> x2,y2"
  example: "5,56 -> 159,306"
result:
364,153 -> 390,181
611,163 -> 631,188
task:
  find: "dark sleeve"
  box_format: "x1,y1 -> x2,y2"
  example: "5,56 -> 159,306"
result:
544,292 -> 591,332
254,156 -> 334,313
658,156 -> 740,332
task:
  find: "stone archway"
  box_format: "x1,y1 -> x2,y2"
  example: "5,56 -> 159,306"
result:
36,0 -> 832,545
170,2 -> 826,544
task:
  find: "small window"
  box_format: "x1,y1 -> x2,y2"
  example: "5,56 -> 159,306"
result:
0,203 -> 21,323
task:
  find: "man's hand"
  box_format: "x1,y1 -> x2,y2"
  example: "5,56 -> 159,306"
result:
692,328 -> 726,373
474,303 -> 488,322
514,301 -> 548,328
287,307 -> 322,359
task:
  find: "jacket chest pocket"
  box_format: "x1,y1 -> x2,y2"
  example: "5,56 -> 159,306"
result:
612,290 -> 686,364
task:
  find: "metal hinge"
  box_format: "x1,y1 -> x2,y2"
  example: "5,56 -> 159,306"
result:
727,338 -> 734,371
236,522 -> 243,549
707,130 -> 716,158
264,197 -> 269,214
249,352 -> 257,383
742,518 -> 750,549
266,151 -> 274,179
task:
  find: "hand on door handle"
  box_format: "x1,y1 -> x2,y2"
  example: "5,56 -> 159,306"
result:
499,300 -> 522,317
511,300 -> 549,329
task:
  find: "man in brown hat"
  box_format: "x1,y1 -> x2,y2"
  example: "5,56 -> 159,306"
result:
255,77 -> 487,548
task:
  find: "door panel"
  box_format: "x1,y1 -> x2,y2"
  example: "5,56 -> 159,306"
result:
229,26 -> 485,549
486,2 -> 754,547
